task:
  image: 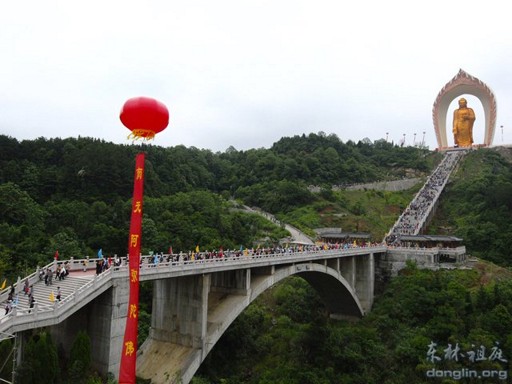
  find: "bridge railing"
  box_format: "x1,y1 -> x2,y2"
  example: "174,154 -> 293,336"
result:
438,246 -> 466,255
0,263 -> 115,334
386,246 -> 466,256
102,247 -> 377,281
118,245 -> 388,279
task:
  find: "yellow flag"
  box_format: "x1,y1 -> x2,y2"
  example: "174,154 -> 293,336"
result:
195,245 -> 199,253
0,279 -> 6,290
49,291 -> 55,302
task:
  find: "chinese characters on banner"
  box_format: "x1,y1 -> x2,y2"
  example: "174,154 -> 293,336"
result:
119,153 -> 145,383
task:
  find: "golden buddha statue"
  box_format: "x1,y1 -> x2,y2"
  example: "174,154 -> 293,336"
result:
452,97 -> 475,147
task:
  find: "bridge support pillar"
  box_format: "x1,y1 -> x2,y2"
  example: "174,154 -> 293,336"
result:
210,269 -> 250,294
355,253 -> 374,313
339,256 -> 356,287
150,274 -> 210,349
48,276 -> 130,379
105,276 -> 130,378
200,274 -> 210,359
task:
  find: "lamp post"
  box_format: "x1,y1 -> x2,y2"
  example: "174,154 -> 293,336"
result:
402,133 -> 406,147
413,133 -> 417,146
386,132 -> 389,142
422,131 -> 426,147
501,125 -> 504,143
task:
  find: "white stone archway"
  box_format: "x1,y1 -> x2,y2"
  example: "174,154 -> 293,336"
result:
432,69 -> 497,149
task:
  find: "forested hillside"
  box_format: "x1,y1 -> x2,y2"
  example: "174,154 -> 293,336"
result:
2,134 -> 512,384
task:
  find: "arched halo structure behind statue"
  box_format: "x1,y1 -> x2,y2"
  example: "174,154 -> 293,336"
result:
432,69 -> 497,150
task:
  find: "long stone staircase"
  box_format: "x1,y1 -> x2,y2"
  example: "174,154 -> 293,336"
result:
0,259 -> 108,340
385,149 -> 466,242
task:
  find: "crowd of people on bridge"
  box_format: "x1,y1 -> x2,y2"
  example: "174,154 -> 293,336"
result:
140,240 -> 384,267
386,151 -> 464,245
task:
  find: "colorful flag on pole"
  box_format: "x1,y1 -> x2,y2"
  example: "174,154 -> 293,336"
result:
0,279 -> 6,290
195,245 -> 199,253
168,246 -> 173,255
98,248 -> 103,258
54,250 -> 59,260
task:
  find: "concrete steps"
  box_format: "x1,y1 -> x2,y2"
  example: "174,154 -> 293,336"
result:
3,272 -> 95,313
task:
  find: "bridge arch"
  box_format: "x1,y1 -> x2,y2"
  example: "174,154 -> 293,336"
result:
138,262 -> 364,383
250,263 -> 364,318
207,263 -> 364,353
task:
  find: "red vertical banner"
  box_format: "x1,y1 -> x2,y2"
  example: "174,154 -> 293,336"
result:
119,152 -> 145,383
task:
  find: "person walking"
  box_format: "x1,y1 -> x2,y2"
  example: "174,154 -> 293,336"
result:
45,268 -> 51,285
28,295 -> 35,313
23,279 -> 29,295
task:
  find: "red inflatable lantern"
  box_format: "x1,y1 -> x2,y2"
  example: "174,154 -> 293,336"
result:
120,97 -> 169,140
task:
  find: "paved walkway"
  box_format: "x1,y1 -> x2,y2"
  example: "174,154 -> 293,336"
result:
240,204 -> 315,245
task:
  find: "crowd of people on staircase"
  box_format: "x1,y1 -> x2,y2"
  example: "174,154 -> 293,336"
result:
386,151 -> 464,245
1,260 -> 75,317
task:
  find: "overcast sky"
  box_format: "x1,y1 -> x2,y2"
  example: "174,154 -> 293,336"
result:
1,0 -> 511,152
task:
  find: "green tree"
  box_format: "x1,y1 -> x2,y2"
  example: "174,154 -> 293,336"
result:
69,330 -> 92,383
0,338 -> 13,382
17,332 -> 59,384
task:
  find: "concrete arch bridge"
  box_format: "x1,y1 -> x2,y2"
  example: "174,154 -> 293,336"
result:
0,246 -> 384,383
